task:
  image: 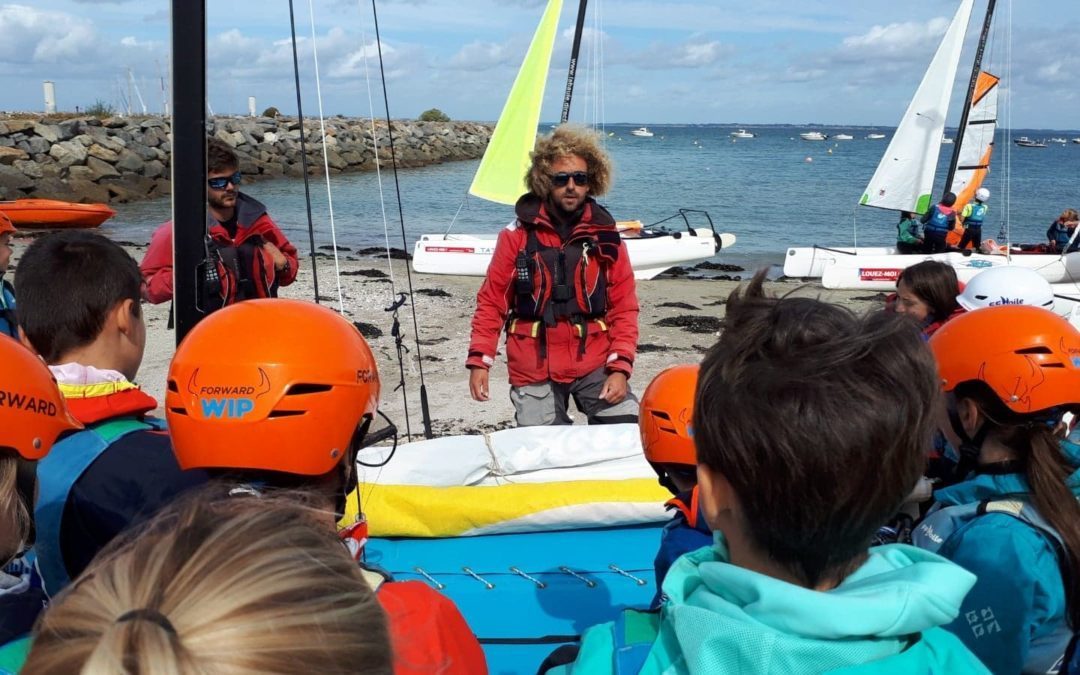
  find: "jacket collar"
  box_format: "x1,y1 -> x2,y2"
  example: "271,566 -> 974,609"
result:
514,194 -> 616,234
206,192 -> 268,233
49,363 -> 157,425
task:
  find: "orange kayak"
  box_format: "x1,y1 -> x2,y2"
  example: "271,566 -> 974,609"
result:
0,199 -> 116,229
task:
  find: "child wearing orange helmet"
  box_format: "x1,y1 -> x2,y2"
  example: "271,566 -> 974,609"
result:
0,212 -> 17,339
638,364 -> 711,607
15,231 -> 208,596
166,298 -> 487,675
917,305 -> 1080,673
0,334 -> 82,668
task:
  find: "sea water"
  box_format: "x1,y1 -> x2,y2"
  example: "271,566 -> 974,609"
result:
102,124 -> 1080,272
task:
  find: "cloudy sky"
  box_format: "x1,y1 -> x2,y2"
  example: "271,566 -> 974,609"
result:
1,0 -> 1076,129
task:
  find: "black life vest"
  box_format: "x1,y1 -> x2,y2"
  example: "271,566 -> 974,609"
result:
511,227 -> 620,356
200,234 -> 277,312
513,228 -> 620,325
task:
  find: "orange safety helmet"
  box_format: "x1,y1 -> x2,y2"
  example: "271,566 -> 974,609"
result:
929,305 -> 1080,414
639,364 -> 699,466
0,211 -> 14,236
166,299 -> 380,476
0,334 -> 82,459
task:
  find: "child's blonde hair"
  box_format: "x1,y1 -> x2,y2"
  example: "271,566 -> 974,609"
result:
24,489 -> 392,675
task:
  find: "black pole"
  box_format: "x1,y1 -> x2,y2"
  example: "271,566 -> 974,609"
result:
944,0 -> 998,194
371,0 -> 433,440
559,0 -> 588,124
287,0 -> 321,303
171,0 -> 207,345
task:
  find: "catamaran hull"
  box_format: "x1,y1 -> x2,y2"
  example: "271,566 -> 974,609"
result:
413,228 -> 735,280
785,246 -> 1080,290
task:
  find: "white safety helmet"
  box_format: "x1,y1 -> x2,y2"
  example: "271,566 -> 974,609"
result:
957,266 -> 1054,312
975,187 -> 990,202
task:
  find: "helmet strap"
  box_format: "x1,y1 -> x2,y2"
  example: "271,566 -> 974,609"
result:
944,405 -> 991,485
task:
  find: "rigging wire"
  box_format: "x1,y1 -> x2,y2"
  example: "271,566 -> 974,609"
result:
370,0 -> 434,440
357,0 -> 415,440
305,0 -> 346,313
286,0 -> 322,302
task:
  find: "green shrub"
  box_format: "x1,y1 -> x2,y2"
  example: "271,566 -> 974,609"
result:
262,106 -> 280,118
418,108 -> 450,122
85,100 -> 115,119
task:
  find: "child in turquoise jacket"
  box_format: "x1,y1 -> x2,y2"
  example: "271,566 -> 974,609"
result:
920,305 -> 1080,673
546,272 -> 989,674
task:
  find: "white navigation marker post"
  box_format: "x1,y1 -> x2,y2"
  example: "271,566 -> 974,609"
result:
248,96 -> 256,117
43,81 -> 56,114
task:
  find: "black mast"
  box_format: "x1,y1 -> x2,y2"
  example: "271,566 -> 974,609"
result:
559,0 -> 588,124
944,0 -> 998,195
170,0 -> 207,344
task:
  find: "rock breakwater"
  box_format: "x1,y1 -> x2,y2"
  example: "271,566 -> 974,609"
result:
0,115 -> 492,205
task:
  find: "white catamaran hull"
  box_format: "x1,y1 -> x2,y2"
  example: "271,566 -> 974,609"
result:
785,246 -> 1080,290
414,229 -> 735,280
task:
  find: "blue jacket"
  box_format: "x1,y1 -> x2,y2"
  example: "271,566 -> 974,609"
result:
0,279 -> 15,339
550,534 -> 989,674
914,441 -> 1080,674
922,204 -> 957,234
652,488 -> 712,609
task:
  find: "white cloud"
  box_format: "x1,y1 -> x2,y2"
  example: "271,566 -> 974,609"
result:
0,4 -> 98,64
448,40 -> 521,71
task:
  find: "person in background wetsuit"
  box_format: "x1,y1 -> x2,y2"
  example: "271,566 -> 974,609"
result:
1047,208 -> 1080,253
896,210 -> 923,254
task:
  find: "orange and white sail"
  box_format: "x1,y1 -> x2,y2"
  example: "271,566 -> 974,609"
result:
950,70 -> 999,211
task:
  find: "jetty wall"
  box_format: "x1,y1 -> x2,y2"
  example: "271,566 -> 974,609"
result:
0,115 -> 493,204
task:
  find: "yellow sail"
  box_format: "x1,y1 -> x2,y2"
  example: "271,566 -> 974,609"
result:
468,0 -> 563,205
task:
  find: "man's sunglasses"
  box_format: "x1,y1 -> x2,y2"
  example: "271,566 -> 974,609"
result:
207,172 -> 242,190
551,171 -> 589,187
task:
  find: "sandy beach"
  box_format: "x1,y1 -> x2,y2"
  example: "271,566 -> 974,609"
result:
79,243 -> 883,439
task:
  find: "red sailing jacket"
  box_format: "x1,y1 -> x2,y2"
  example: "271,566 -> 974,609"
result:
140,193 -> 299,305
466,195 -> 639,386
376,580 -> 488,675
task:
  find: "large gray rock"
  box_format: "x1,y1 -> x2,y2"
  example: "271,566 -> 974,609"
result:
5,120 -> 35,134
0,165 -> 35,192
33,124 -> 61,143
27,136 -> 50,155
115,149 -> 145,173
102,117 -> 127,129
142,159 -> 165,179
67,179 -> 112,204
57,119 -> 81,141
88,144 -> 119,162
13,159 -> 42,179
0,147 -> 29,165
140,118 -> 167,129
49,140 -> 88,167
86,156 -> 121,180
66,166 -> 95,181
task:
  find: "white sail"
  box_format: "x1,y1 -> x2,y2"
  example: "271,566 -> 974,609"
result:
950,71 -> 999,206
859,0 -> 975,214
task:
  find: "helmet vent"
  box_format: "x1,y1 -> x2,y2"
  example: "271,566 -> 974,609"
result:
167,379 -> 179,393
268,410 -> 305,418
649,410 -> 672,421
1015,347 -> 1053,355
285,383 -> 332,396
169,407 -> 188,416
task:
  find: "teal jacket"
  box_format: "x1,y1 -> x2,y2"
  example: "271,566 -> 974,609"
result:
918,441 -> 1080,674
551,534 -> 989,674
897,217 -> 923,245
